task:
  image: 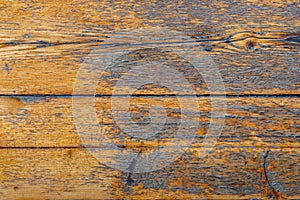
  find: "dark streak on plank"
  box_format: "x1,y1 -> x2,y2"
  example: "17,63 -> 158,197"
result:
1,39 -> 105,49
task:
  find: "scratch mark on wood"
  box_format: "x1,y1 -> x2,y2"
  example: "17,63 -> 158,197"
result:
271,100 -> 299,116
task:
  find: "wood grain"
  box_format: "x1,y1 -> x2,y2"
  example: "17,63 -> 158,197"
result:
0,0 -> 299,199
0,96 -> 298,199
0,96 -> 298,148
0,147 -> 298,199
0,0 -> 299,95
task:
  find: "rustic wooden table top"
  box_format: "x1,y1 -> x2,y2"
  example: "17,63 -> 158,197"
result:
0,0 -> 299,199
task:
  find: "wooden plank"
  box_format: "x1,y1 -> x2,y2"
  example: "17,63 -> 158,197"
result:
0,0 -> 299,95
0,147 -> 298,199
0,96 -> 299,148
0,0 -> 299,199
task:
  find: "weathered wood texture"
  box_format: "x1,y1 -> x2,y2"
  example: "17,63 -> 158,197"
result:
0,97 -> 299,148
0,0 -> 299,95
0,96 -> 299,199
0,148 -> 299,199
0,0 -> 299,199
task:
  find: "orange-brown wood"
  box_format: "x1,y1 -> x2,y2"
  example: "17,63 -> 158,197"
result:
0,148 -> 299,199
0,97 -> 298,148
0,0 -> 299,95
0,0 -> 299,199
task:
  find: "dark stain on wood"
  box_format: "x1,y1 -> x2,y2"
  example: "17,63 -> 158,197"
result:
3,64 -> 12,74
284,35 -> 300,43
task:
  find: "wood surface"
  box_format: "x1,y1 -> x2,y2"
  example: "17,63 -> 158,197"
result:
0,0 -> 299,95
0,0 -> 299,199
0,97 -> 299,148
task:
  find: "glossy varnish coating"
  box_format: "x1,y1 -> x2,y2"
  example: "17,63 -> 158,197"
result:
0,0 -> 299,199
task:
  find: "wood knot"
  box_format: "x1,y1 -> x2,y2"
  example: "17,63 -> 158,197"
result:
66,149 -> 73,158
245,39 -> 256,51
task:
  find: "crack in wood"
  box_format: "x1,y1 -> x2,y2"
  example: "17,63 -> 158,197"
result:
263,150 -> 271,187
125,151 -> 141,186
0,39 -> 105,49
285,36 -> 300,43
262,150 -> 281,200
0,94 -> 299,98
